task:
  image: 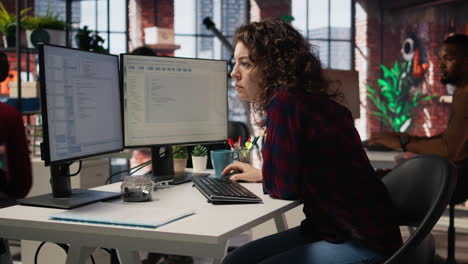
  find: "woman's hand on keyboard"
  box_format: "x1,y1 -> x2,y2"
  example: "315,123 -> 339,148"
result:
222,162 -> 262,182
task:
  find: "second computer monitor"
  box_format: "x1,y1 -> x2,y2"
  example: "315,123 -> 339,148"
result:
121,55 -> 228,147
121,54 -> 228,181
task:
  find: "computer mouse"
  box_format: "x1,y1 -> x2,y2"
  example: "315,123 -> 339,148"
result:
220,170 -> 242,181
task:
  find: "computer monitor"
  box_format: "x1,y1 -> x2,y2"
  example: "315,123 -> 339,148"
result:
121,54 -> 228,182
19,44 -> 123,209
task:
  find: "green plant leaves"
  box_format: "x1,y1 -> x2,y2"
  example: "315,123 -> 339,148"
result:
172,146 -> 188,159
366,60 -> 435,132
192,145 -> 208,157
0,3 -> 30,35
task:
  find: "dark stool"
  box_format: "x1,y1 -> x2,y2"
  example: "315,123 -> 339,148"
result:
446,160 -> 468,264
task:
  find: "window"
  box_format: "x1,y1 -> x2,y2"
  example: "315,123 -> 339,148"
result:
174,0 -> 248,61
34,0 -> 127,55
78,0 -> 127,55
174,0 -> 249,124
292,0 -> 354,70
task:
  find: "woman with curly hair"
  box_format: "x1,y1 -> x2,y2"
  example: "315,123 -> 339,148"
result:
221,19 -> 402,264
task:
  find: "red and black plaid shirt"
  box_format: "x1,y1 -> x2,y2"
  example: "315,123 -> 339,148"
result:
262,90 -> 402,257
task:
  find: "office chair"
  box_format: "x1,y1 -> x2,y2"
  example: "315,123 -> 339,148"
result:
382,155 -> 457,264
228,121 -> 250,141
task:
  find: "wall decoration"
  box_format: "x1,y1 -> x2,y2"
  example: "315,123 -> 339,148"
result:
366,28 -> 435,133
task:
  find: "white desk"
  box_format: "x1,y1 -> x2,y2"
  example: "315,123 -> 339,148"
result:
366,150 -> 401,169
0,180 -> 301,264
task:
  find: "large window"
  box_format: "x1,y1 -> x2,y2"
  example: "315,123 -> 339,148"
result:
78,0 -> 127,55
35,0 -> 127,55
174,0 -> 249,124
174,0 -> 248,61
292,0 -> 354,70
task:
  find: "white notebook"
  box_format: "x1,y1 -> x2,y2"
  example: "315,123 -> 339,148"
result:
49,202 -> 195,228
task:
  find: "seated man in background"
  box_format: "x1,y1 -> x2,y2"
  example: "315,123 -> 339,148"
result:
369,34 -> 468,205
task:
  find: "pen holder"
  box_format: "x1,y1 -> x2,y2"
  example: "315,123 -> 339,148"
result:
121,175 -> 155,202
238,149 -> 252,164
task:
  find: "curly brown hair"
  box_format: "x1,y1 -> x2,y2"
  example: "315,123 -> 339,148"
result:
233,19 -> 340,125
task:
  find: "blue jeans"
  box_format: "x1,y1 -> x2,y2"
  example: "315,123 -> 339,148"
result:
222,227 -> 385,264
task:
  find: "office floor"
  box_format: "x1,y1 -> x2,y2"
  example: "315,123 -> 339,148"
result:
432,205 -> 468,264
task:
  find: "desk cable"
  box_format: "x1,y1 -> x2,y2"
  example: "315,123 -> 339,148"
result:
105,147 -> 188,184
34,242 -> 96,264
33,242 -> 120,264
105,159 -> 152,184
66,160 -> 82,176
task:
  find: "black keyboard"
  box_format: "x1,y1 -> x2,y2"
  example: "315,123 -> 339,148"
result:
192,176 -> 262,204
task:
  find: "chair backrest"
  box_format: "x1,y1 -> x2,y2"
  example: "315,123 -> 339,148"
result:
382,155 -> 457,264
228,121 -> 250,141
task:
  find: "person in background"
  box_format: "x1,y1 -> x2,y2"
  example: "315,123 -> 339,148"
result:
0,51 -> 32,264
369,34 -> 468,205
221,19 -> 402,264
130,46 -> 157,56
129,148 -> 152,175
0,51 -> 32,203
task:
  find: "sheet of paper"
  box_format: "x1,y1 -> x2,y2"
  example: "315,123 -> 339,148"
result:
49,202 -> 195,228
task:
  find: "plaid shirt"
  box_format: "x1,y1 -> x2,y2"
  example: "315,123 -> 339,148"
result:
262,90 -> 402,257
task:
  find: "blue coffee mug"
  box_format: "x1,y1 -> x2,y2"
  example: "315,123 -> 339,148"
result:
210,150 -> 240,178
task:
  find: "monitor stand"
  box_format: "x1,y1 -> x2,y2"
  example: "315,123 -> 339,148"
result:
18,163 -> 121,209
151,146 -> 209,185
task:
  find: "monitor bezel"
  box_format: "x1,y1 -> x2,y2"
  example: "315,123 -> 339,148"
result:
120,53 -> 229,149
39,43 -> 124,166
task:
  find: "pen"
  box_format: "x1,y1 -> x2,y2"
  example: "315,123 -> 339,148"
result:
245,141 -> 251,150
249,136 -> 260,149
227,138 -> 235,149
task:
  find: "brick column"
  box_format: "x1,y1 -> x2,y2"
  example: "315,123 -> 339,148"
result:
356,0 -> 383,136
254,0 -> 291,20
138,0 -> 177,56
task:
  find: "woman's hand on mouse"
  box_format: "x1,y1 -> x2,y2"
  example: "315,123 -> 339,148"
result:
222,162 -> 262,182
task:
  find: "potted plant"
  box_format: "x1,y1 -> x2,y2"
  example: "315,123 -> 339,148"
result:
191,145 -> 208,172
23,7 -> 67,48
172,146 -> 188,172
75,26 -> 108,54
0,3 -> 30,47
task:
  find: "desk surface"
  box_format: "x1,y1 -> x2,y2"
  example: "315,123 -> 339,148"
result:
0,179 -> 301,260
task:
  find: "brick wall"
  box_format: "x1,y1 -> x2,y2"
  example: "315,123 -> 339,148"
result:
358,0 -> 467,137
254,0 -> 291,20
137,0 -> 174,56
3,52 -> 36,76
1,0 -> 34,15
